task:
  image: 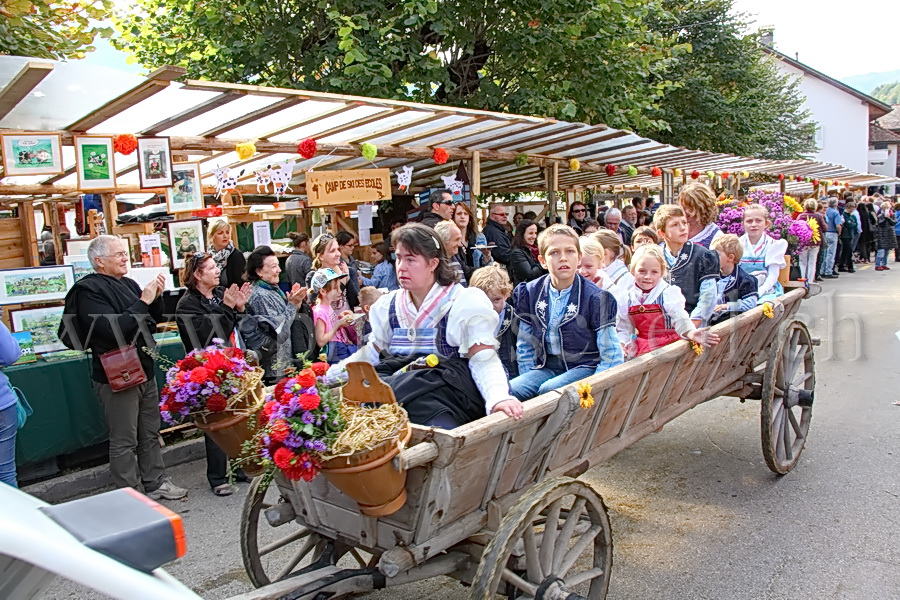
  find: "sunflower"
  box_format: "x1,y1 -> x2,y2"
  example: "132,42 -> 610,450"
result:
577,382 -> 594,409
691,342 -> 704,356
784,195 -> 803,214
762,302 -> 774,319
806,217 -> 821,244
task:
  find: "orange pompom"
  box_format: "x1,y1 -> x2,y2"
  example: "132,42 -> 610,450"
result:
433,147 -> 449,164
113,134 -> 138,155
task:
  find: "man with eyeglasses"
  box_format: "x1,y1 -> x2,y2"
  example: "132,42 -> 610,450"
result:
58,235 -> 188,501
483,204 -> 513,267
419,189 -> 455,228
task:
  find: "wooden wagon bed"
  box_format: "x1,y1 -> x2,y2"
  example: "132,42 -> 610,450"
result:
235,285 -> 817,600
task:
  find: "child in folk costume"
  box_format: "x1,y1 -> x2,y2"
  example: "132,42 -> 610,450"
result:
470,265 -> 519,379
595,229 -> 635,290
509,225 -> 623,401
617,245 -> 720,359
654,205 -> 720,325
738,204 -> 789,303
325,224 -> 522,429
578,235 -> 615,289
709,234 -> 758,325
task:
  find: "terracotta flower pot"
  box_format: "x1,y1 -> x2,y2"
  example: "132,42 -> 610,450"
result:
778,255 -> 792,286
320,424 -> 412,517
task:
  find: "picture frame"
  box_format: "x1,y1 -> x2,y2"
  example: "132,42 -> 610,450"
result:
0,132 -> 64,176
137,136 -> 173,189
63,254 -> 95,281
0,265 -> 75,305
10,305 -> 66,354
74,135 -> 117,192
166,162 -> 205,214
168,220 -> 205,269
12,332 -> 36,365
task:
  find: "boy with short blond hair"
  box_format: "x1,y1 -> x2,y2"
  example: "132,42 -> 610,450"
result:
709,234 -> 758,325
470,265 -> 518,377
509,224 -> 623,401
654,205 -> 719,325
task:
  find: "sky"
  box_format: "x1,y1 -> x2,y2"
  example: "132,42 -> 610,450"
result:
732,0 -> 898,78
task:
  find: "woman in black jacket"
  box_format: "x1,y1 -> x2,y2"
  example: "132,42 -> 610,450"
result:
508,220 -> 546,285
208,219 -> 246,287
175,252 -> 252,496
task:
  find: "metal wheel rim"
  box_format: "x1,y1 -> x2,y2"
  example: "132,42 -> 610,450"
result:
471,478 -> 613,600
760,320 -> 815,474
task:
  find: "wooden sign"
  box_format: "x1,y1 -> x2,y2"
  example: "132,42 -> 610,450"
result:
306,169 -> 392,207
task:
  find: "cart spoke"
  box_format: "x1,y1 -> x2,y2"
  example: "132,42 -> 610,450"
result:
348,548 -> 368,568
558,524 -> 603,576
258,528 -> 311,557
539,499 -> 563,576
275,536 -> 319,580
774,408 -> 786,459
502,568 -> 538,596
782,411 -> 793,462
787,408 -> 802,437
564,566 -> 607,588
552,498 -> 586,574
523,523 -> 543,583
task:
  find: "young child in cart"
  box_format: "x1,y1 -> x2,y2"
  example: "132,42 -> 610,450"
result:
709,234 -> 758,325
311,268 -> 359,363
509,224 -> 623,401
469,265 -> 519,379
654,205 -> 720,326
738,204 -> 788,303
616,245 -> 720,359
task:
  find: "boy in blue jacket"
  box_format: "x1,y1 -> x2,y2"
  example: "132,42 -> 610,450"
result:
509,224 -> 623,401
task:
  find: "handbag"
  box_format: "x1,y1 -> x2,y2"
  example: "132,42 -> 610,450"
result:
100,345 -> 148,392
12,384 -> 32,430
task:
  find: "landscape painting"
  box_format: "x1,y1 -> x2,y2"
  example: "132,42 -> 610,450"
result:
0,265 -> 75,305
11,305 -> 66,354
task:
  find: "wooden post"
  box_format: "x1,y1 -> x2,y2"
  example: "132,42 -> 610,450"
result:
18,200 -> 39,267
546,162 -> 558,224
100,193 -> 118,236
470,151 -> 481,198
662,171 -> 674,204
779,178 -> 786,194
47,201 -> 64,264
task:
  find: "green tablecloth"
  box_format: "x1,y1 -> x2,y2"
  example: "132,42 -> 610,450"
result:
13,334 -> 187,466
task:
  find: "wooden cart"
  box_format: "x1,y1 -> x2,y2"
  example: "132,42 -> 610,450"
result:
232,285 -> 818,600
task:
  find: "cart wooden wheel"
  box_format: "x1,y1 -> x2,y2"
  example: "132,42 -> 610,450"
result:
761,319 -> 815,475
240,476 -> 374,588
470,477 -> 613,600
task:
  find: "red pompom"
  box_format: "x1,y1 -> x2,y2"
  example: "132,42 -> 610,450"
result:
605,164 -> 616,177
721,171 -> 729,179
207,394 -> 228,412
778,173 -> 785,181
433,147 -> 449,164
812,179 -> 819,186
311,362 -> 329,377
690,170 -> 700,180
651,166 -> 662,177
113,134 -> 138,155
295,369 -> 316,388
844,182 -> 851,188
795,175 -> 804,183
298,138 -> 317,160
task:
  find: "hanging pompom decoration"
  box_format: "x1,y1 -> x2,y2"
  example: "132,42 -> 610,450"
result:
627,165 -> 638,177
113,134 -> 138,156
812,179 -> 819,186
778,174 -> 785,181
605,164 -> 617,177
515,153 -> 529,167
674,168 -> 683,178
690,170 -> 700,180
741,171 -> 750,179
569,158 -> 580,171
805,176 -> 812,183
432,147 -> 449,164
721,171 -> 730,179
844,182 -> 851,188
361,143 -> 378,161
706,171 -> 715,180
795,175 -> 804,183
298,138 -> 317,160
651,166 -> 662,177
235,141 -> 256,160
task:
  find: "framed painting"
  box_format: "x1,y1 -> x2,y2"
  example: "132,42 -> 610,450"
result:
0,265 -> 75,305
0,132 -> 64,176
10,305 -> 66,354
166,162 -> 205,214
168,220 -> 204,269
63,254 -> 95,281
74,135 -> 117,192
137,136 -> 173,189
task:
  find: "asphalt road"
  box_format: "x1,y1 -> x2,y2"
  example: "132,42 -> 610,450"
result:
40,264 -> 900,600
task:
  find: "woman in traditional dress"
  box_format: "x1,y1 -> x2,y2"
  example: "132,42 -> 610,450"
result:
678,183 -> 723,248
207,219 -> 246,287
324,223 -> 523,428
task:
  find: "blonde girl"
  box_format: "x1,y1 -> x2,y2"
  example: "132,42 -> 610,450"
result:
738,204 -> 788,302
594,229 -> 635,290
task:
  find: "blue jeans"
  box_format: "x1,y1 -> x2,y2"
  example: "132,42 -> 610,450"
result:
0,403 -> 17,488
822,232 -> 839,276
876,249 -> 887,268
509,355 -> 596,401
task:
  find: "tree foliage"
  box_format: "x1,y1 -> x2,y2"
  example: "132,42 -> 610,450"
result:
112,0 -> 685,131
0,0 -> 114,60
872,81 -> 900,105
642,0 -> 817,160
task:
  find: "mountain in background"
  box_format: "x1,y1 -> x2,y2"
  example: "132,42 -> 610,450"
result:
872,82 -> 900,105
840,69 -> 900,97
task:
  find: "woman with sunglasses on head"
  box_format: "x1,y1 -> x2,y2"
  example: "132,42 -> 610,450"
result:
175,252 -> 253,496
306,233 -> 350,308
240,246 -> 313,384
207,219 -> 246,287
325,223 -> 523,428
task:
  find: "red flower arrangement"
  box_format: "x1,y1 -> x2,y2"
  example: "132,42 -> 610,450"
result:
113,134 -> 138,155
432,147 -> 449,164
298,138 -> 317,160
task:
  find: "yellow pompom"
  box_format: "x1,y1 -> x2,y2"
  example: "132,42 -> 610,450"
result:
569,158 -> 580,171
235,141 -> 256,160
673,168 -> 682,178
